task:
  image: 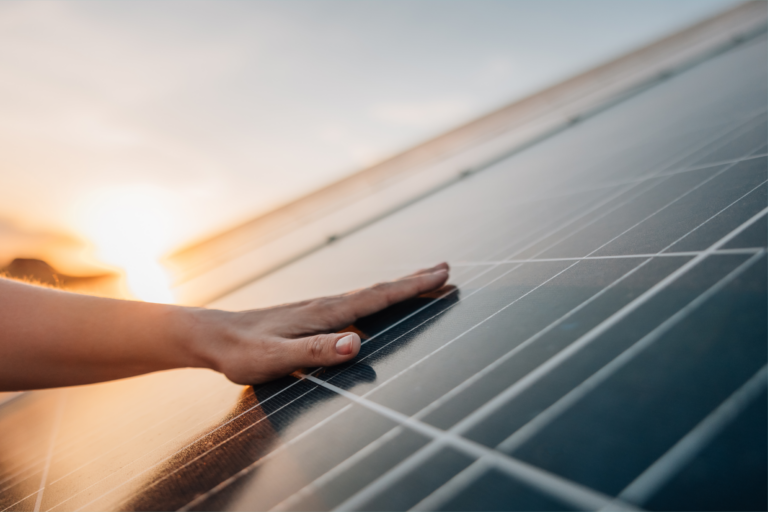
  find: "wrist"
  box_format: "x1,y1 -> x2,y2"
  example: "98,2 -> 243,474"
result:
173,306 -> 235,373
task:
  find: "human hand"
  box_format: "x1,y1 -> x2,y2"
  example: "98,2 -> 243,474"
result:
191,263 -> 450,385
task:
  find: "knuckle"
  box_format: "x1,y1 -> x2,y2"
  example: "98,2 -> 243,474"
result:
310,300 -> 346,328
306,335 -> 326,361
301,300 -> 330,322
334,300 -> 357,320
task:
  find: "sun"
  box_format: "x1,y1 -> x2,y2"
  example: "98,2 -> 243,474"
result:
77,187 -> 176,303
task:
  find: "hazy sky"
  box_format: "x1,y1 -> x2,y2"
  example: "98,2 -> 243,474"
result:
0,0 -> 737,273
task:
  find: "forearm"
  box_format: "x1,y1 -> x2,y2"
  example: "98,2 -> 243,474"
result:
0,278 -> 220,390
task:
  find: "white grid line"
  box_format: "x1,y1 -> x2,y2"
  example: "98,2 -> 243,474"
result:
343,247 -> 761,275
450,247 -> 763,266
33,391 -> 66,512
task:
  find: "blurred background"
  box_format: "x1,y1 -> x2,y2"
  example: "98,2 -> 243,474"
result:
0,0 -> 738,303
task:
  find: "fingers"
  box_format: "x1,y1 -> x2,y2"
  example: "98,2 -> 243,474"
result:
288,332 -> 361,368
408,262 -> 450,277
346,264 -> 449,320
280,262 -> 449,341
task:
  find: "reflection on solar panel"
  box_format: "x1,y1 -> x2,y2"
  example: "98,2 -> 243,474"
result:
1,6 -> 767,512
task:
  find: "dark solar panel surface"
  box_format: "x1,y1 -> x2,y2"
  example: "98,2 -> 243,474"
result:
0,29 -> 766,512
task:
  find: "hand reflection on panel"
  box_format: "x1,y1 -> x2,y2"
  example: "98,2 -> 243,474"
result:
125,287 -> 458,512
120,385 -> 278,512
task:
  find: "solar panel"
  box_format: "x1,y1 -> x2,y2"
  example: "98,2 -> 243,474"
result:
1,11 -> 766,512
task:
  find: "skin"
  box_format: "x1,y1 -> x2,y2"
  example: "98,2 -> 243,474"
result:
0,262 -> 449,391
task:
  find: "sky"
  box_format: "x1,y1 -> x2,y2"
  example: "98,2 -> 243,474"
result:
0,0 -> 737,292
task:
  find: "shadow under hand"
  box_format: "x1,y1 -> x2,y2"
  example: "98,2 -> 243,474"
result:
315,284 -> 461,389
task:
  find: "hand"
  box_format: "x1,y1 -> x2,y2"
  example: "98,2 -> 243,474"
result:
0,262 -> 449,391
193,263 -> 450,385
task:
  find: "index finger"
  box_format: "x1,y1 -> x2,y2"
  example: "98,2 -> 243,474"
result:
345,265 -> 450,320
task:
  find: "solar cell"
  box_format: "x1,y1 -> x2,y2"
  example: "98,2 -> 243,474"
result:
0,8 -> 766,512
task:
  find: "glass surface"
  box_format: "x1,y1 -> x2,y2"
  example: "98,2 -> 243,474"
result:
354,447 -> 475,512
643,389 -> 768,511
1,32 -> 766,512
434,467 -> 578,512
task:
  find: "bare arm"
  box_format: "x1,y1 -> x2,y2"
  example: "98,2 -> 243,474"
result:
0,263 -> 449,391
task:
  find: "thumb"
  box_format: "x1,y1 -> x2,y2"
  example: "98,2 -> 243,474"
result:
290,332 -> 361,368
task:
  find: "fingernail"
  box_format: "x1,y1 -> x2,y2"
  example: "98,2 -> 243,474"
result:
336,334 -> 355,355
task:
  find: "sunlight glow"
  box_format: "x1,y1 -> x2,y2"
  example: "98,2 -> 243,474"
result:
78,187 -> 175,303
